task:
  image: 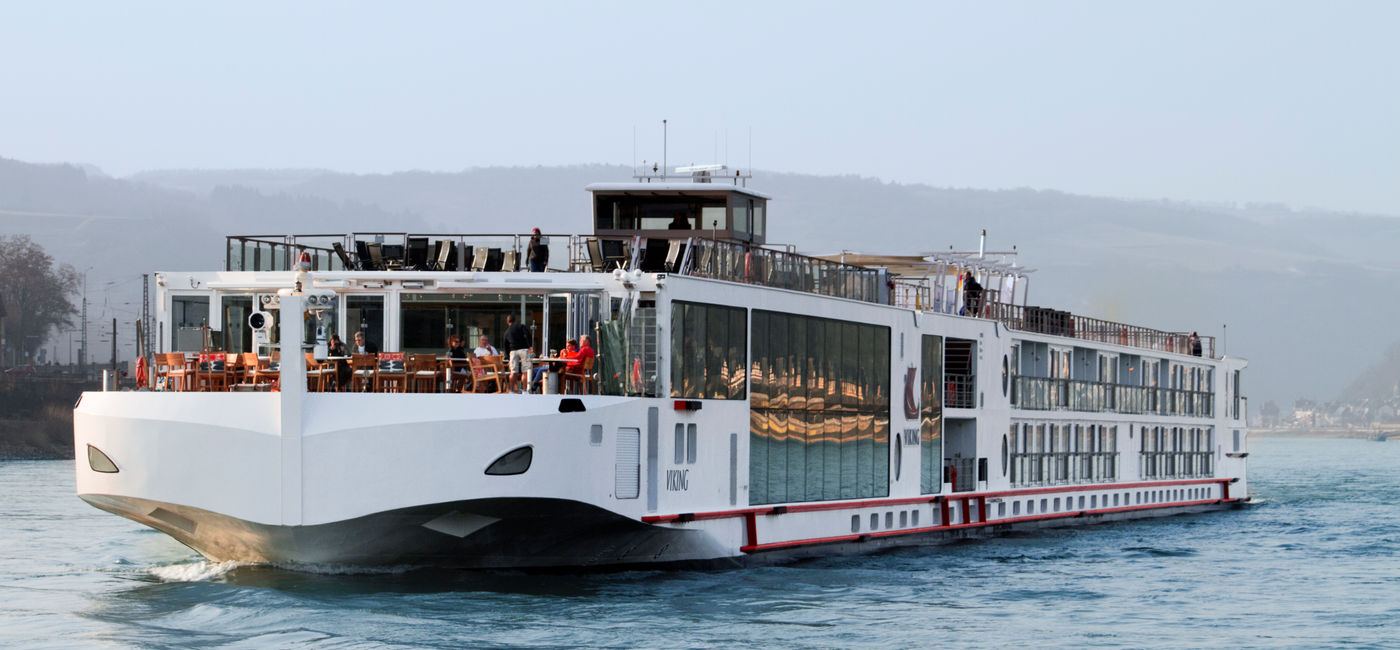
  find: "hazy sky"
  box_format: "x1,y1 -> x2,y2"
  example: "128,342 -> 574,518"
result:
2,1 -> 1397,215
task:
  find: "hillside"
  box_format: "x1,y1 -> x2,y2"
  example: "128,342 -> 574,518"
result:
6,156 -> 1400,408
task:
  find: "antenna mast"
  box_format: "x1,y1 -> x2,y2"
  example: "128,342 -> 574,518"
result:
662,119 -> 668,181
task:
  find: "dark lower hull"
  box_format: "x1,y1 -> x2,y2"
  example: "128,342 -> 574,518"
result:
79,494 -> 1244,571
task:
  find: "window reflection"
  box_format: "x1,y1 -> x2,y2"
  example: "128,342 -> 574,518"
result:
750,310 -> 891,505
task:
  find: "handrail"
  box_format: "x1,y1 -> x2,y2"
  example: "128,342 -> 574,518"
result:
986,302 -> 1216,359
1011,376 -> 1214,417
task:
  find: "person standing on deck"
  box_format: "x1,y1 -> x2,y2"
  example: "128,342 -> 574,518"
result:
503,314 -> 532,393
1189,332 -> 1203,357
527,227 -> 549,272
961,271 -> 983,317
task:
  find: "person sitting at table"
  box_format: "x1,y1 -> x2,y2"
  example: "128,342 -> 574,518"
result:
530,338 -> 578,393
328,333 -> 349,391
575,334 -> 596,368
474,334 -> 499,358
447,334 -> 467,359
352,330 -> 379,355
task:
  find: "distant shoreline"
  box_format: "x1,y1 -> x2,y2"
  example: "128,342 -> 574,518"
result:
1251,426 -> 1400,440
0,377 -> 88,461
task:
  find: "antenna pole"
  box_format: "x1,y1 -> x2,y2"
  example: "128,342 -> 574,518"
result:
662,119 -> 668,181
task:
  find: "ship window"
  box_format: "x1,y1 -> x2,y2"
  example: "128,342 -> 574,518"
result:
171,295 -> 210,352
485,446 -> 533,476
347,295 -> 385,353
900,511 -> 908,527
748,310 -> 891,506
851,515 -> 860,533
870,513 -> 879,530
753,202 -> 765,238
674,424 -> 685,464
912,510 -> 919,526
590,424 -> 603,446
670,301 -> 747,401
687,424 -> 698,463
920,335 -> 944,495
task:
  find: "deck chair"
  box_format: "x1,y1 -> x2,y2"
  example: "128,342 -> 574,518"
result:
332,242 -> 356,271
429,240 -> 453,271
470,246 -> 489,271
665,240 -> 687,273
367,242 -> 387,271
485,248 -> 504,272
501,250 -> 518,272
354,241 -> 375,271
601,239 -> 629,270
640,238 -> 670,272
406,237 -> 430,270
586,239 -> 606,272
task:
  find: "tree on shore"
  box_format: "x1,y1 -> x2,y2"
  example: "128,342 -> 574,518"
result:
0,235 -> 78,364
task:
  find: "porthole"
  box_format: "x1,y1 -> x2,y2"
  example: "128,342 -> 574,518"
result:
1001,435 -> 1009,477
1001,355 -> 1009,396
485,445 -> 533,476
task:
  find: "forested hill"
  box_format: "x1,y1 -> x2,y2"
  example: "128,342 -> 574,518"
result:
4,156 -> 1400,408
1339,339 -> 1400,405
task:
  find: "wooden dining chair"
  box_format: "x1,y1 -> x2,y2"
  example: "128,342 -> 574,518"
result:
408,354 -> 439,393
152,353 -> 174,391
195,353 -> 230,392
469,357 -> 501,393
251,351 -> 279,386
238,353 -> 260,387
374,352 -> 408,393
445,357 -> 473,392
349,354 -> 376,392
162,353 -> 191,391
563,356 -> 595,395
305,353 -> 333,392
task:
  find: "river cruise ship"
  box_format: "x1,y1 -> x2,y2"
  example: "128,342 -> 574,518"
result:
74,167 -> 1250,569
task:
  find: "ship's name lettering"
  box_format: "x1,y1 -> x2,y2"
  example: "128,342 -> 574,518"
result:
666,469 -> 690,491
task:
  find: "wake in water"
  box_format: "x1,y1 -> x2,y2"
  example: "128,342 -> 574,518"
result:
148,560 -> 246,582
148,559 -> 420,582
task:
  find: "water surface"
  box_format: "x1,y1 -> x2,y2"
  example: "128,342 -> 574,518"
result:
1,438 -> 1396,648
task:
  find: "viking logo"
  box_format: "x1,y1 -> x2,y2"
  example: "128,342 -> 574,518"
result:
903,367 -> 919,420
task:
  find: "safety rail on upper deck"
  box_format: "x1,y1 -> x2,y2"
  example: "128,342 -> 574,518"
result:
223,233 -> 1219,361
675,238 -> 888,303
984,302 -> 1216,359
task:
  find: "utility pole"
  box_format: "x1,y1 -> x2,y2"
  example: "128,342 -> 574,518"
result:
142,274 -> 151,365
80,268 -> 91,370
110,317 -> 117,372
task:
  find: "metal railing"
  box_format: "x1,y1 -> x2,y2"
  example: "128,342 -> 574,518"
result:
225,232 -> 582,273
986,302 -> 1216,359
1139,451 -> 1213,479
1009,452 -> 1119,487
679,238 -> 886,303
1011,376 -> 1213,417
944,373 -> 976,409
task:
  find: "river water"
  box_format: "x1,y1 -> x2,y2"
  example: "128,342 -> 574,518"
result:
1,437 -> 1396,648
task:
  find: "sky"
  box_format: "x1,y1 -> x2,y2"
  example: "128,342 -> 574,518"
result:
1,1 -> 1397,215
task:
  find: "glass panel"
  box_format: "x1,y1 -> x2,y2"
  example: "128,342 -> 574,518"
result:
670,302 -> 684,398
786,412 -> 806,504
805,411 -> 825,502
842,321 -> 858,410
733,200 -> 749,235
728,307 -> 746,400
685,303 -> 704,398
857,413 -> 874,498
753,202 -> 765,237
841,414 -> 858,499
874,328 -> 890,410
706,306 -> 726,399
873,415 -> 890,497
701,205 -> 727,232
346,295 -> 385,353
823,415 -> 842,500
750,311 -> 768,408
767,411 -> 788,503
772,313 -> 789,410
826,320 -> 841,409
807,319 -> 825,410
172,295 -> 210,352
789,316 -> 806,410
748,410 -> 767,505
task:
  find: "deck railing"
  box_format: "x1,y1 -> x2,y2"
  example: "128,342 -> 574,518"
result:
986,302 -> 1216,359
1011,376 -> 1214,417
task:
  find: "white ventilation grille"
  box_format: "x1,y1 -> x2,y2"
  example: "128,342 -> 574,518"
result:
615,427 -> 640,499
